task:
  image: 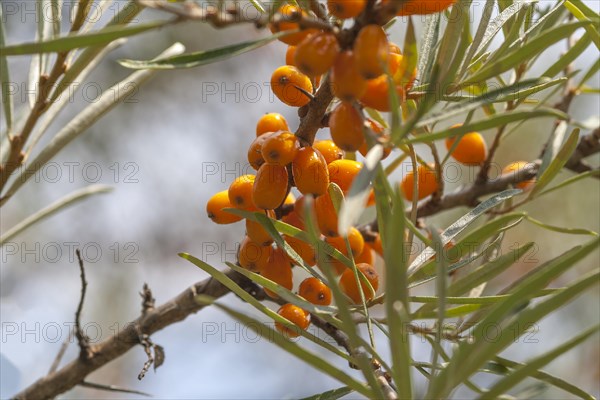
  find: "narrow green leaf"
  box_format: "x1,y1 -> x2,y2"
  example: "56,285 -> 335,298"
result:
249,0 -> 266,13
181,254 -> 351,363
383,187 -> 412,398
1,20 -> 170,56
0,8 -> 13,132
298,387 -> 353,400
119,33 -> 288,70
457,0 -> 495,78
405,108 -> 569,144
400,17 -> 418,86
407,189 -> 522,277
465,21 -> 591,85
417,78 -> 541,126
481,325 -> 599,399
195,297 -> 372,397
1,43 -> 184,204
0,185 -> 113,245
539,169 -> 600,197
525,215 -> 598,236
530,128 -> 580,198
416,13 -> 441,84
494,355 -> 597,399
543,33 -> 593,78
564,0 -> 600,50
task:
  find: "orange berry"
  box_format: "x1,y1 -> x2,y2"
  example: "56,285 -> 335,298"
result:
275,303 -> 310,338
360,74 -> 405,112
248,133 -> 275,170
256,113 -> 289,137
261,131 -> 299,166
315,191 -> 339,237
284,234 -> 317,266
354,25 -> 388,79
359,119 -> 392,159
330,51 -> 367,101
502,161 -> 536,191
253,164 -> 289,210
339,263 -> 379,303
313,140 -> 343,164
246,210 -> 276,246
271,66 -> 314,107
292,147 -> 330,196
228,175 -> 257,210
285,46 -> 297,66
325,226 -> 365,259
327,0 -> 366,19
282,210 -> 305,230
261,247 -> 294,299
238,237 -> 271,272
328,159 -> 363,193
401,163 -> 439,200
299,277 -> 332,306
329,102 -> 365,152
269,4 -> 317,46
445,124 -> 487,165
355,243 -> 374,265
206,190 -> 244,225
295,32 -> 340,77
372,234 -> 384,257
388,42 -> 402,55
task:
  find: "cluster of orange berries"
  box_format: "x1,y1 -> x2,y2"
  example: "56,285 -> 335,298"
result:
206,0 -> 534,337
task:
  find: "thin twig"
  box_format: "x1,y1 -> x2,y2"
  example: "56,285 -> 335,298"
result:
48,336 -> 70,374
79,381 -> 152,397
74,249 -> 92,361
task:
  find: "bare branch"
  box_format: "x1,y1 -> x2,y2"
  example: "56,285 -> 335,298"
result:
74,249 -> 92,361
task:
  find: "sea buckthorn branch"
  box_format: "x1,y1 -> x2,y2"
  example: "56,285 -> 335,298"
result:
13,269 -> 264,400
565,128 -> 600,175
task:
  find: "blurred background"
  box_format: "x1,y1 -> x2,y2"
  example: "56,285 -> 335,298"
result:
1,1 -> 599,398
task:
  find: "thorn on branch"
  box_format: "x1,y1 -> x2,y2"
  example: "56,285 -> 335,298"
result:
80,381 -> 152,397
140,283 -> 155,316
75,249 -> 93,361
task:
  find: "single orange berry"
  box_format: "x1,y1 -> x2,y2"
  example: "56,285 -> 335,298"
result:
502,161 -> 536,191
284,234 -> 317,266
339,263 -> 379,303
299,277 -> 332,306
330,51 -> 368,101
355,243 -> 374,265
400,163 -> 439,201
275,303 -> 310,338
256,113 -> 289,137
328,159 -> 363,193
271,66 -> 313,107
238,237 -> 271,272
228,175 -> 257,210
313,140 -> 343,165
246,210 -> 276,246
292,147 -> 330,196
327,0 -> 366,19
359,119 -> 392,159
329,102 -> 365,152
315,191 -> 339,237
261,247 -> 294,299
253,164 -> 289,210
325,226 -> 365,257
295,32 -> 340,77
269,4 -> 317,46
354,25 -> 389,79
261,131 -> 299,166
248,132 -> 275,170
360,74 -> 405,112
285,46 -> 297,66
445,124 -> 487,165
206,190 -> 243,224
